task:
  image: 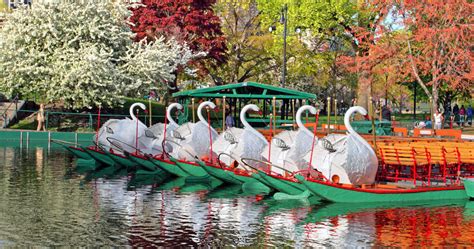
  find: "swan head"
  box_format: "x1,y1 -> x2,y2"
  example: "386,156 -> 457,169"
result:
243,104 -> 260,114
167,103 -> 184,116
345,106 -> 368,119
131,102 -> 146,111
129,102 -> 147,121
198,101 -> 218,111
240,104 -> 261,129
344,106 -> 370,135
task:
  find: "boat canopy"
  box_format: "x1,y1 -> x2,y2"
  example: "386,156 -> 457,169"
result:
172,82 -> 316,100
172,82 -> 317,127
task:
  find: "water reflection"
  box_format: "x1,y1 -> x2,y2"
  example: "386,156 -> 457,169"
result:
0,146 -> 473,247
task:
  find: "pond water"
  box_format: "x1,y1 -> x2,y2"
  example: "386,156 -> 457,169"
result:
0,146 -> 473,247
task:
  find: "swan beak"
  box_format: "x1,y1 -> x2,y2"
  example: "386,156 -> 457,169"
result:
363,114 -> 370,120
144,110 -> 149,114
258,111 -> 263,116
213,107 -> 220,112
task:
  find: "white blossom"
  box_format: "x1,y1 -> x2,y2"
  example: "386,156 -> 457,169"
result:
0,1 -> 200,108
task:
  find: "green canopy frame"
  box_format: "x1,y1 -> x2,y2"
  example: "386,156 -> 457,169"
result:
172,82 -> 317,128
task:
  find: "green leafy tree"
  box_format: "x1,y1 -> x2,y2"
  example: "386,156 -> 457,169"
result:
255,0 -> 358,102
211,0 -> 276,84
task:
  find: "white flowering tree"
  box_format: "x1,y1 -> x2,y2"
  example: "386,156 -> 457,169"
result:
0,1 -> 198,109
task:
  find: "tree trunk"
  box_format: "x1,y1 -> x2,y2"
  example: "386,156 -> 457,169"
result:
167,71 -> 179,99
356,71 -> 371,111
432,81 -> 439,114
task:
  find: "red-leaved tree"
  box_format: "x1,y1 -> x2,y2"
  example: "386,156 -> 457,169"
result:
339,0 -> 473,113
129,0 -> 227,92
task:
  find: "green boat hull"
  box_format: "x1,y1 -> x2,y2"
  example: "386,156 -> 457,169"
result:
66,146 -> 92,160
82,146 -> 116,168
170,157 -> 209,177
295,175 -> 468,203
154,177 -> 186,190
152,158 -> 190,177
75,158 -> 101,172
254,171 -> 307,196
52,141 -> 92,160
179,178 -> 223,193
128,169 -> 168,188
199,162 -> 245,185
103,151 -> 137,171
463,179 -> 474,199
126,154 -> 157,171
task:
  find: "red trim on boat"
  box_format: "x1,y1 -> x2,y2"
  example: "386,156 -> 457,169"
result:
266,173 -> 298,183
304,177 -> 465,194
86,146 -> 105,154
177,159 -> 199,166
153,157 -> 176,165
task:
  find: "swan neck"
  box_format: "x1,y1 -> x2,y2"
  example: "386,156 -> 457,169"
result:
240,105 -> 266,142
167,103 -> 179,127
197,103 -> 208,125
344,107 -> 372,151
240,105 -> 252,129
344,108 -> 357,135
296,106 -> 313,136
130,103 -> 139,120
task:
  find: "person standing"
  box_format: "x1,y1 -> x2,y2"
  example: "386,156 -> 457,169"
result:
459,105 -> 466,127
36,104 -> 46,131
381,105 -> 392,121
452,103 -> 459,126
433,109 -> 444,130
467,105 -> 473,126
225,110 -> 234,129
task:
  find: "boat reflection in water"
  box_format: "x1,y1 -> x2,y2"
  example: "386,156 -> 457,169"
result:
0,146 -> 473,247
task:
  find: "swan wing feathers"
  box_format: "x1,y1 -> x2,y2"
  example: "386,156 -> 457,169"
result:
239,128 -> 268,168
305,134 -> 346,175
189,121 -> 217,157
212,128 -> 243,165
147,123 -> 165,137
95,119 -> 121,150
345,134 -> 378,185
108,119 -> 147,153
173,122 -> 194,142
261,130 -> 300,171
287,130 -> 313,165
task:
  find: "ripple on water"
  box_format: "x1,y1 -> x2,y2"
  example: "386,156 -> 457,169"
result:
0,146 -> 473,247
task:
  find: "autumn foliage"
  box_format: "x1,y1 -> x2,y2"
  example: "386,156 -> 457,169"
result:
338,0 -> 473,111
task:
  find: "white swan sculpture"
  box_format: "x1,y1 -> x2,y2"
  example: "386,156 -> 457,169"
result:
172,101 -> 218,161
261,105 -> 317,175
305,106 -> 378,185
137,103 -> 183,156
95,103 -> 147,153
212,104 -> 267,166
212,104 -> 267,169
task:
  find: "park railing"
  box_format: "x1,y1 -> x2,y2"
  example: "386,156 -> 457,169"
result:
11,109 -> 167,132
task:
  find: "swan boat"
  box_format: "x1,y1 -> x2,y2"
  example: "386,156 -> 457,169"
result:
294,106 -> 471,203
166,101 -> 219,178
81,103 -> 149,171
244,105 -> 319,197
198,105 -> 318,197
197,104 -> 272,192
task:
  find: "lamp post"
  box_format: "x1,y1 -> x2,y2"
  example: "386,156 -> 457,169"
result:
269,4 -> 289,88
281,4 -> 287,88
